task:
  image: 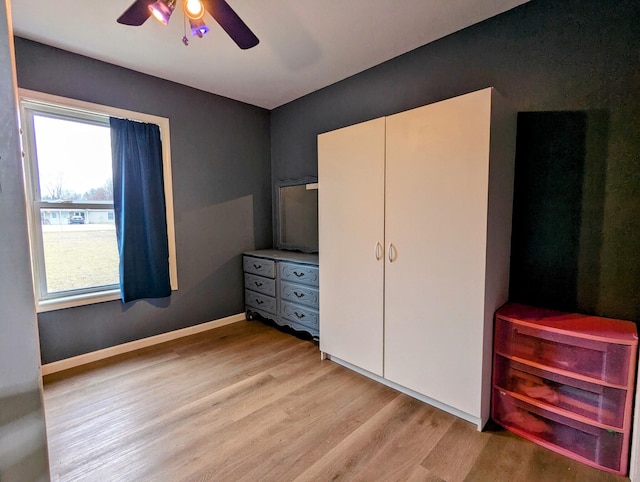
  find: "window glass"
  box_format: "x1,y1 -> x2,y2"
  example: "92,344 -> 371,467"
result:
20,90 -> 177,312
33,115 -> 114,202
41,209 -> 119,293
27,110 -> 119,299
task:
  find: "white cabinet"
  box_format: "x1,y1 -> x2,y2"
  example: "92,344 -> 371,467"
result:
318,118 -> 386,376
318,88 -> 516,429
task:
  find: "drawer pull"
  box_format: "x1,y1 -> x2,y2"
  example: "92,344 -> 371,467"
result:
294,291 -> 305,298
255,299 -> 264,305
253,264 -> 262,269
293,271 -> 305,277
294,311 -> 305,319
254,281 -> 263,287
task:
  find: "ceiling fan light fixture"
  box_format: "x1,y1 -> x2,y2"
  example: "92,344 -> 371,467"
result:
149,0 -> 176,25
117,0 -> 258,49
189,18 -> 210,38
184,0 -> 205,20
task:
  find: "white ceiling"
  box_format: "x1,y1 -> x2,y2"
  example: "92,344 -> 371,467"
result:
10,0 -> 529,110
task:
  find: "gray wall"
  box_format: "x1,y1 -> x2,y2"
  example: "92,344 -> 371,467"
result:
271,0 -> 640,322
14,38 -> 272,364
10,0 -> 640,365
0,2 -> 49,480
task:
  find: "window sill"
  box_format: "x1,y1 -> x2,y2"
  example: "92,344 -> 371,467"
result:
37,289 -> 121,313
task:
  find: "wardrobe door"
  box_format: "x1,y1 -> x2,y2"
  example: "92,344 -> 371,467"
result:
383,89 -> 493,419
318,118 -> 385,376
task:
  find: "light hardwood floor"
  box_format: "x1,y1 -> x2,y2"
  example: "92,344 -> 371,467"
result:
43,321 -> 629,481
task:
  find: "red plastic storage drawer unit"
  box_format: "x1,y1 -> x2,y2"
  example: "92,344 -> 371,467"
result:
492,303 -> 638,475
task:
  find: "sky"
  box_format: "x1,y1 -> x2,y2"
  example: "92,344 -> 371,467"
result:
33,115 -> 113,199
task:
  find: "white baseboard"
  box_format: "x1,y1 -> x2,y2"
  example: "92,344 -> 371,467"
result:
41,313 -> 246,376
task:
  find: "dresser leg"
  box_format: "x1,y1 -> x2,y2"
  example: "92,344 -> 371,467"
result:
320,351 -> 327,361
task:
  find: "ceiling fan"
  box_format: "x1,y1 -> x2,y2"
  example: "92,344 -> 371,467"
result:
117,0 -> 259,49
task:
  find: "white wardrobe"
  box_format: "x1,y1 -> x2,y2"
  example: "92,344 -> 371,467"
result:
318,88 -> 516,429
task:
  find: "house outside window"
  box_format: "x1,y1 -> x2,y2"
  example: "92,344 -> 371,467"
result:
20,90 -> 178,312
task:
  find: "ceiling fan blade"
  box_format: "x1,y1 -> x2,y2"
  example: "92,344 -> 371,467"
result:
117,0 -> 154,26
202,0 -> 259,49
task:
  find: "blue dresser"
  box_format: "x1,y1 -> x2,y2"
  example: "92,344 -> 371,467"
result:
243,249 -> 319,339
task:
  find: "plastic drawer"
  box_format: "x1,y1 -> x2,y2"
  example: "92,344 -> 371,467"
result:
494,355 -> 627,429
493,388 -> 624,473
495,317 -> 633,386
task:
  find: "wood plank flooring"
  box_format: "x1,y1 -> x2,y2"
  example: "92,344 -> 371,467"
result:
43,321 -> 630,481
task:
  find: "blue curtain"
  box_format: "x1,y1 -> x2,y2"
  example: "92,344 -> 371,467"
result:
110,117 -> 171,302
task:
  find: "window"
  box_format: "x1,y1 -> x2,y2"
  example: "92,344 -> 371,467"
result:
20,90 -> 177,312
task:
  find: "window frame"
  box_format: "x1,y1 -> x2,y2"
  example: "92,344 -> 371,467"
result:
19,89 -> 178,312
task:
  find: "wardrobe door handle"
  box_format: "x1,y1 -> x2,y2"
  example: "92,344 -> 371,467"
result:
388,243 -> 396,263
375,242 -> 382,261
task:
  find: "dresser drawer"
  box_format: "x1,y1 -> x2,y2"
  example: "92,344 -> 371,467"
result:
495,317 -> 634,386
278,262 -> 319,287
281,301 -> 319,329
494,355 -> 627,429
245,290 -> 276,315
280,281 -> 319,309
243,256 -> 276,278
493,388 -> 624,473
244,274 -> 276,297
